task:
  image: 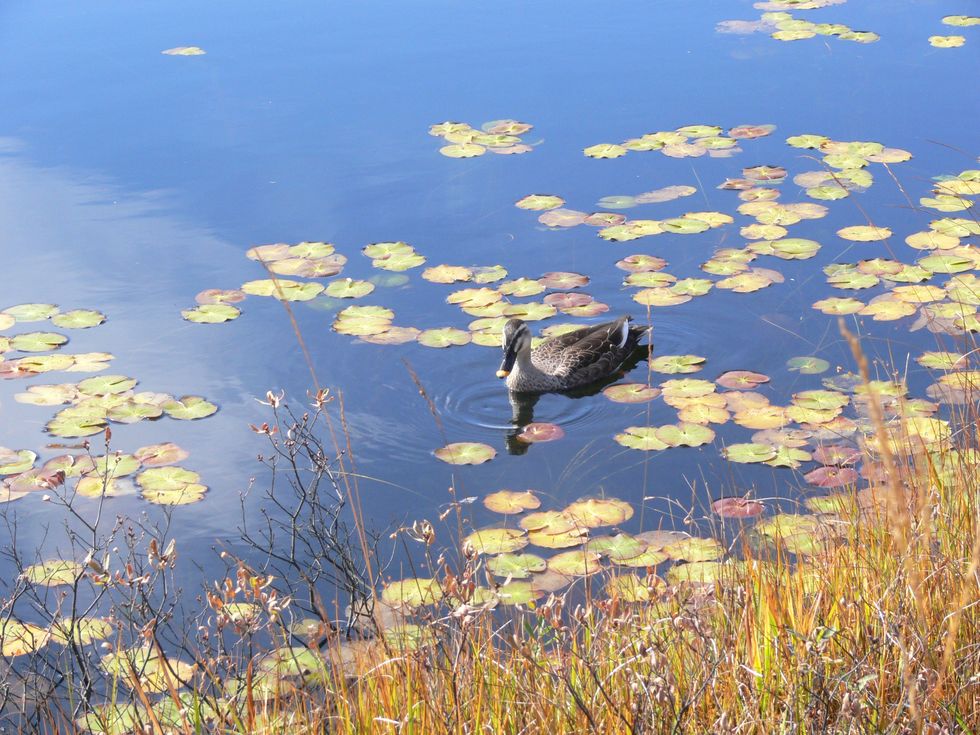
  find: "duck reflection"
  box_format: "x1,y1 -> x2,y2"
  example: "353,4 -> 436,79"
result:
503,346 -> 649,455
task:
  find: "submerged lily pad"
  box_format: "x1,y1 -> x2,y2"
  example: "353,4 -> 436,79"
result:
434,442 -> 496,465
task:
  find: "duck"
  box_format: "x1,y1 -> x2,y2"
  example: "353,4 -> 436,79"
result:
496,316 -> 651,393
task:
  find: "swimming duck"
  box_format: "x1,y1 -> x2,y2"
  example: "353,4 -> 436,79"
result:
496,316 -> 651,393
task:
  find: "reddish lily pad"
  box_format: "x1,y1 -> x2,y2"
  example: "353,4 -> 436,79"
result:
517,422 -> 565,443
711,497 -> 765,518
804,466 -> 859,488
716,371 -> 770,389
603,383 -> 661,403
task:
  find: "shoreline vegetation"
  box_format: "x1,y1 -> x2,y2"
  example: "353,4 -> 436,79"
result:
0,325 -> 977,734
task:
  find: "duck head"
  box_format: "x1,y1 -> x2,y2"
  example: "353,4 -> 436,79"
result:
496,318 -> 532,378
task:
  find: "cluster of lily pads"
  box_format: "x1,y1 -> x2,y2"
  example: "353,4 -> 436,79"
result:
429,119 -> 534,158
0,441 -> 204,506
929,14 -> 978,48
717,9 -> 878,43
583,122 -> 775,161
379,476 -> 886,610
0,302 -> 214,506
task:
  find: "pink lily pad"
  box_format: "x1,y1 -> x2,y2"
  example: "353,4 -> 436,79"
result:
517,423 -> 565,443
804,466 -> 859,488
543,293 -> 594,309
711,497 -> 765,519
538,209 -> 588,228
538,272 -> 589,289
716,371 -> 770,389
812,445 -> 861,466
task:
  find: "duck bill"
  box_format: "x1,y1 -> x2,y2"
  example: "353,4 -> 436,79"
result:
496,347 -> 517,379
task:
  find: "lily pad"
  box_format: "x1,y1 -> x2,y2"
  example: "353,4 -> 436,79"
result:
486,553 -> 546,578
722,443 -> 777,464
181,304 -> 241,323
324,279 -> 375,298
787,356 -> 830,374
434,442 -> 496,465
163,395 -> 217,420
136,466 -> 206,505
804,466 -> 859,488
716,371 -> 769,389
711,497 -> 765,519
603,383 -> 661,403
0,449 -> 37,476
381,578 -> 443,608
615,426 -> 668,451
584,143 -> 627,159
547,550 -> 602,576
463,528 -> 528,555
2,303 -> 59,321
649,355 -> 705,374
417,328 -> 471,348
483,489 -> 540,514
51,310 -> 106,329
837,225 -> 892,242
515,194 -> 565,211
24,560 -> 85,586
564,497 -> 634,527
517,422 -> 565,443
663,536 -> 724,562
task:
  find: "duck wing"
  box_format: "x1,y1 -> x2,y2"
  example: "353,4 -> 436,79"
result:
533,317 -> 643,383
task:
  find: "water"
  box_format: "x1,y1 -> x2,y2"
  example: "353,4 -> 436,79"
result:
0,0 -> 977,589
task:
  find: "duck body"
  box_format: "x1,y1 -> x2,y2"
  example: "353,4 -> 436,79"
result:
497,316 -> 651,393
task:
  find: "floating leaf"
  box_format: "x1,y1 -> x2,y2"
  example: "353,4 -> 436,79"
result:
515,194 -> 565,211
417,328 -> 471,348
24,560 -> 84,586
517,422 -> 565,443
464,528 -> 528,555
241,279 -> 325,301
2,303 -> 59,321
564,497 -> 633,527
649,355 -> 705,374
486,553 -> 546,578
615,426 -> 668,451
0,449 -> 36,476
163,395 -> 217,420
382,579 -> 443,608
929,35 -> 965,48
137,466 -> 206,505
664,536 -> 724,562
722,443 -> 777,463
584,143 -> 627,159
434,442 -> 495,465
837,225 -> 892,242
787,356 -> 830,374
496,581 -> 542,605
606,573 -> 664,601
324,279 -> 375,298
656,423 -> 715,448
716,370 -> 769,389
547,550 -> 602,576
0,620 -> 48,656
483,490 -> 540,514
49,617 -> 113,646
712,497 -> 765,518
538,208 -> 588,227
440,143 -> 485,158
603,383 -> 661,403
196,288 -> 246,305
182,304 -> 241,323
162,46 -> 205,55
51,310 -> 106,329
667,561 -> 728,585
587,533 -> 647,561
813,296 -> 865,314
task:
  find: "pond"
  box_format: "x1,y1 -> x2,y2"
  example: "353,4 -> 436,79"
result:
0,0 -> 977,615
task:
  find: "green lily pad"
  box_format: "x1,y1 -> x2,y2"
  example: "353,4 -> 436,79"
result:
547,549 -> 602,576
586,533 -> 646,562
564,497 -> 634,527
241,279 -> 325,301
722,443 -> 778,464
51,310 -> 106,329
583,143 -> 627,159
0,620 -> 50,656
603,383 -> 661,403
49,617 -> 113,646
157,395 -> 215,420
440,143 -> 486,158
483,489 -> 540,514
656,423 -> 715,447
615,426 -> 668,451
76,375 -> 136,396
515,194 -> 565,211
929,35 -> 965,48
916,351 -> 965,370
812,296 -> 865,314
615,548 -> 669,568
486,553 -> 546,578
381,578 -> 443,608
787,356 -> 830,374
606,573 -> 664,601
417,328 -> 471,348
664,536 -> 725,562
434,442 -> 496,465
324,279 -> 375,298
837,225 -> 891,242
10,332 -> 68,353
2,303 -> 59,321
181,304 -> 241,323
942,15 -> 980,26
496,581 -> 542,605
421,265 -> 472,284
464,528 -> 528,555
660,217 -> 710,234
0,449 -> 37,476
24,560 -> 85,586
498,278 -> 545,297
667,561 -> 728,585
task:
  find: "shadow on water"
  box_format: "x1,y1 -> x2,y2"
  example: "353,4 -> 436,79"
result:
504,346 -> 650,455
